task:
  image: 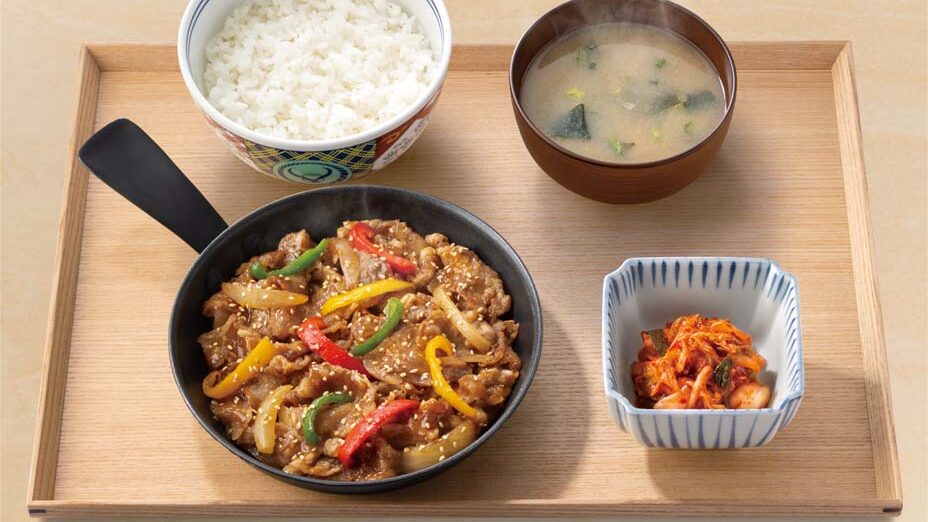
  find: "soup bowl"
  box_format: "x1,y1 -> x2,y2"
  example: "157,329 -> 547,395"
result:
78,119 -> 542,493
509,0 -> 736,204
178,0 -> 452,184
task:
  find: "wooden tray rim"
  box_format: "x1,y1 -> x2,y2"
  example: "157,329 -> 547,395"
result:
27,42 -> 902,517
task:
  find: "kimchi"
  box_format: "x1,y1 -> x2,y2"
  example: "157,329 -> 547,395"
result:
631,314 -> 772,409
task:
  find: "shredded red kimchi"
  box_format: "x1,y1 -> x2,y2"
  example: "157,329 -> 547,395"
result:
631,315 -> 772,409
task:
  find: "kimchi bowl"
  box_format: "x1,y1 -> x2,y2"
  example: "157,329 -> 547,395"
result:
601,257 -> 804,449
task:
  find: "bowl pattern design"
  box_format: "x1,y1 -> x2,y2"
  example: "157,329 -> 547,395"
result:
180,0 -> 447,183
201,99 -> 437,183
602,257 -> 804,449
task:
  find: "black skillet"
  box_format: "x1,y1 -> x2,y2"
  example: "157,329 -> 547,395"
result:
78,118 -> 542,494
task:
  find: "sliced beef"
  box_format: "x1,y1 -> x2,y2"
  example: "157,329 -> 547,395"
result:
241,371 -> 286,409
357,250 -> 393,285
347,310 -> 383,346
336,437 -> 400,481
433,242 -> 511,320
284,449 -> 342,477
197,315 -> 250,371
362,324 -> 430,386
210,398 -> 253,442
266,273 -> 310,294
457,367 -> 520,408
202,291 -> 240,329
266,303 -> 311,340
278,229 -> 313,262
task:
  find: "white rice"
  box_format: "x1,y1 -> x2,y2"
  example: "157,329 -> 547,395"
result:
203,0 -> 437,141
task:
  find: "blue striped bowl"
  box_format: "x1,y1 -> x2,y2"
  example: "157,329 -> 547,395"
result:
601,257 -> 804,449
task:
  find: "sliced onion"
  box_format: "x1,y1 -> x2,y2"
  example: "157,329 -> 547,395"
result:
330,238 -> 360,288
222,282 -> 307,309
400,421 -> 477,473
432,287 -> 491,352
253,384 -> 292,454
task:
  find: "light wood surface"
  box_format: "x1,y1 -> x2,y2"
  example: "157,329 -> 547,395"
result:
25,46 -> 100,507
2,2 -> 926,522
25,43 -> 900,517
830,44 -> 903,504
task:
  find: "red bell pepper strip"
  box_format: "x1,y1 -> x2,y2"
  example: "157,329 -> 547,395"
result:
348,222 -> 417,276
297,317 -> 370,376
338,399 -> 420,467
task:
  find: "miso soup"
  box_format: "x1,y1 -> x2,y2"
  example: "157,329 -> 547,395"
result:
519,22 -> 725,163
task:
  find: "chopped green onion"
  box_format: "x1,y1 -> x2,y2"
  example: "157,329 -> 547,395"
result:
609,139 -> 635,157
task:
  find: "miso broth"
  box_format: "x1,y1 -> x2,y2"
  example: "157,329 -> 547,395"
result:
520,22 -> 725,163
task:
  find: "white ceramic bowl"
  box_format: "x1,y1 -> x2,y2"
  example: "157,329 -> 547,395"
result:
602,257 -> 804,449
177,0 -> 451,183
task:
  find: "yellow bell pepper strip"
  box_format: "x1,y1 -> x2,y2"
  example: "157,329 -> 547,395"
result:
222,282 -> 308,308
302,391 -> 352,445
320,278 -> 413,316
254,384 -> 293,454
431,287 -> 491,352
425,335 -> 485,422
350,297 -> 404,356
250,238 -> 329,280
203,336 -> 277,399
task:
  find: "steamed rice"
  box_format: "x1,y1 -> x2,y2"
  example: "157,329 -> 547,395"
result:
203,0 -> 437,141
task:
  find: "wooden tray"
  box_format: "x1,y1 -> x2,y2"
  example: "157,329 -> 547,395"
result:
28,43 -> 902,517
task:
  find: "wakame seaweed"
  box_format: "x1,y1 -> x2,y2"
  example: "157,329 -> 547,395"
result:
648,89 -> 717,114
683,90 -> 717,110
649,91 -> 682,113
550,104 -> 590,139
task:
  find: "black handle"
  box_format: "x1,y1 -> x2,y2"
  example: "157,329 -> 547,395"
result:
78,119 -> 228,253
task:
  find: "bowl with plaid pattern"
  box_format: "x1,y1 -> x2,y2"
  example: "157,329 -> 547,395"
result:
178,0 -> 451,184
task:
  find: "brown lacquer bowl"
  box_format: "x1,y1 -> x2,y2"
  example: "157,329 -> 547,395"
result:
509,0 -> 736,204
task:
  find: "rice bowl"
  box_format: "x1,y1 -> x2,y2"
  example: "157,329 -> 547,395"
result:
204,0 -> 438,141
177,0 -> 451,182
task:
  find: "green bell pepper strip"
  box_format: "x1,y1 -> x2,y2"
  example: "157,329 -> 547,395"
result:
350,298 -> 404,356
302,391 -> 353,445
250,238 -> 329,280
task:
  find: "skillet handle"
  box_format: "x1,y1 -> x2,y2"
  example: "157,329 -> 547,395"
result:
78,118 -> 228,253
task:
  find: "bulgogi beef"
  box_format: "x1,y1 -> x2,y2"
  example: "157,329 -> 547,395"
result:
197,220 -> 521,481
